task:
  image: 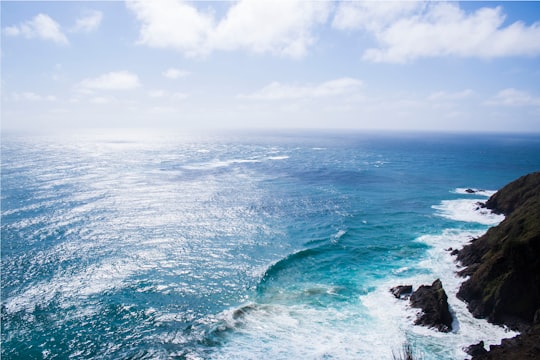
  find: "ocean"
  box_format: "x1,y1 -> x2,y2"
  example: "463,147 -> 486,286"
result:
2,129 -> 540,359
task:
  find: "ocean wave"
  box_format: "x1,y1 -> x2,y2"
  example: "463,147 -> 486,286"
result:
266,155 -> 289,161
257,247 -> 324,288
432,199 -> 504,225
181,155 -> 288,171
332,229 -> 347,243
209,301 -> 404,360
181,158 -> 261,170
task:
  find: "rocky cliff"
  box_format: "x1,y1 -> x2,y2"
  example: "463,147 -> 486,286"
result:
457,172 -> 540,359
457,171 -> 540,330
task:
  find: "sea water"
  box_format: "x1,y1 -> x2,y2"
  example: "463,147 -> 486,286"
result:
2,130 -> 540,359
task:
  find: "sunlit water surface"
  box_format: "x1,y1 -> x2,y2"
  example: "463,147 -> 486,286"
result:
2,130 -> 540,359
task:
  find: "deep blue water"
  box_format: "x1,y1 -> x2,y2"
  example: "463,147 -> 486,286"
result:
2,130 -> 540,359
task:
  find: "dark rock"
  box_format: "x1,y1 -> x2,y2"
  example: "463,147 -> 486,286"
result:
475,201 -> 486,210
465,341 -> 488,357
534,309 -> 540,325
470,327 -> 540,360
466,188 -> 476,193
410,279 -> 453,332
484,172 -> 540,216
450,249 -> 459,256
457,172 -> 540,330
390,285 -> 413,300
458,173 -> 540,359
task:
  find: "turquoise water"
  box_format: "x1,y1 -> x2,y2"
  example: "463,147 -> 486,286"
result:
2,130 -> 539,359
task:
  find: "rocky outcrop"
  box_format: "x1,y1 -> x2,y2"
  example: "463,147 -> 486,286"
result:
390,285 -> 413,300
465,341 -> 488,357
457,172 -> 540,330
410,279 -> 453,332
483,172 -> 540,216
471,327 -> 540,359
456,172 -> 540,359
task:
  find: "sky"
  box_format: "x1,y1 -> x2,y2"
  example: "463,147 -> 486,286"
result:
2,0 -> 540,132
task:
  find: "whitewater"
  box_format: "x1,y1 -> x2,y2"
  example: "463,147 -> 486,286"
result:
2,130 -> 540,359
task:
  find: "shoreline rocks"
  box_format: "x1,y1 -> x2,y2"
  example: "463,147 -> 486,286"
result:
471,327 -> 540,359
390,285 -> 413,300
390,279 -> 453,332
389,172 -> 540,356
456,172 -> 540,359
410,279 -> 453,333
465,341 -> 488,357
457,172 -> 540,331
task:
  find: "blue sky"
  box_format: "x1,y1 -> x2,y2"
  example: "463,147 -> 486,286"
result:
2,1 -> 540,132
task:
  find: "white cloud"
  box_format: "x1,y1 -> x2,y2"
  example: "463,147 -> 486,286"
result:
148,90 -> 167,98
149,106 -> 179,114
239,78 -> 362,100
333,1 -> 540,63
3,13 -> 69,45
148,89 -> 189,100
77,71 -> 141,92
126,0 -> 215,56
72,10 -> 103,33
11,92 -> 57,102
486,88 -> 540,107
333,1 -> 422,32
90,96 -> 115,104
428,89 -> 474,101
126,1 -> 540,62
162,68 -> 190,79
126,0 -> 331,58
211,0 -> 330,58
172,92 -> 189,100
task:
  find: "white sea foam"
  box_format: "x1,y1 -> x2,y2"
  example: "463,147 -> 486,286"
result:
212,302 -> 406,360
181,158 -> 260,170
433,199 -> 504,225
332,229 -> 347,244
454,188 -> 497,197
266,155 -> 289,161
182,155 -> 288,170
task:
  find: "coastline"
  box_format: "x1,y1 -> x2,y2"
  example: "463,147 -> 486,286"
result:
456,172 -> 540,358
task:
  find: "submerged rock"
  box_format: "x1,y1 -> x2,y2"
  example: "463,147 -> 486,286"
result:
390,285 -> 413,300
410,279 -> 453,332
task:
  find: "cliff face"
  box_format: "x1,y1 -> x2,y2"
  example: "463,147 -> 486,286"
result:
484,172 -> 540,216
457,172 -> 540,331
